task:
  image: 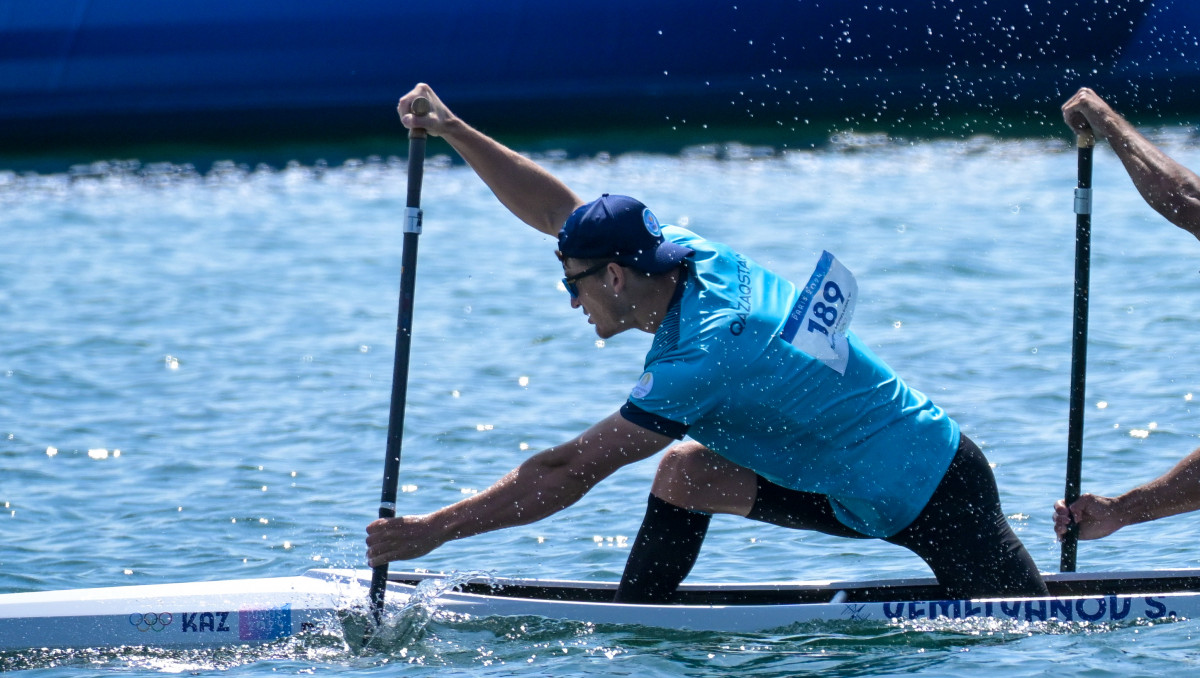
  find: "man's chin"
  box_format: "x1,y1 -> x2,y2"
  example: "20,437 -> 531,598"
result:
593,324 -> 632,340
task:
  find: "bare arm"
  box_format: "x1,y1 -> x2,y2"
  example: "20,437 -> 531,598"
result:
365,412 -> 672,565
1062,87 -> 1200,240
1054,447 -> 1200,540
397,83 -> 584,236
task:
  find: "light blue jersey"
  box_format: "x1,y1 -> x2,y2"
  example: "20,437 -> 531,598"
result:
622,226 -> 959,537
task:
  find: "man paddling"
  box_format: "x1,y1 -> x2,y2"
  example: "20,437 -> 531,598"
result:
1053,87 -> 1200,541
367,83 -> 1048,601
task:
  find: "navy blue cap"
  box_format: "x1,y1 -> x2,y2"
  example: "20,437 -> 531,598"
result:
557,194 -> 692,273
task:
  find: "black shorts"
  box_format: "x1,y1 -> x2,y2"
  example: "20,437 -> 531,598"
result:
745,434 -> 1047,599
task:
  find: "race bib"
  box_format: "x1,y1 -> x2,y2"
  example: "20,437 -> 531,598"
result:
782,251 -> 858,374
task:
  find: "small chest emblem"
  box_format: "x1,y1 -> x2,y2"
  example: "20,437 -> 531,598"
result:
631,372 -> 655,398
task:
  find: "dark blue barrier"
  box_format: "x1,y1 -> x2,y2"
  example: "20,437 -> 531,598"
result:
1,0 -> 1196,151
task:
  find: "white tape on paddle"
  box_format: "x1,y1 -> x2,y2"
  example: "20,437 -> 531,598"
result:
1074,187 -> 1092,215
404,206 -> 423,234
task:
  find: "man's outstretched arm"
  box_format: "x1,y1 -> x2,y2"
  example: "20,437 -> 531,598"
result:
366,411 -> 672,565
397,83 -> 584,237
1062,87 -> 1200,240
1054,447 -> 1200,541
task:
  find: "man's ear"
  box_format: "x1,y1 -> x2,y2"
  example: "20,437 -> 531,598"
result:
606,262 -> 628,294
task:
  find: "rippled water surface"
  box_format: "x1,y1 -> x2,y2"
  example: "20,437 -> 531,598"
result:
3,129 -> 1200,675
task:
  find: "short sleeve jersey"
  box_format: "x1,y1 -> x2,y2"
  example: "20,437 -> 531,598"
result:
621,226 -> 960,537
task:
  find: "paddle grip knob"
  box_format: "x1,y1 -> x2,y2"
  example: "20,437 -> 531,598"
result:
409,96 -> 431,140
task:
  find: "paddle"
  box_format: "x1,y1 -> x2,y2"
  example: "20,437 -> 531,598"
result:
1060,130 -> 1094,572
368,95 -> 432,625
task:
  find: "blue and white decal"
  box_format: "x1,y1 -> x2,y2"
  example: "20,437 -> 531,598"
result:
159,605 -> 294,640
239,604 -> 293,640
180,611 -> 232,633
857,595 -> 1182,623
631,372 -> 655,399
128,612 -> 173,632
643,208 -> 662,236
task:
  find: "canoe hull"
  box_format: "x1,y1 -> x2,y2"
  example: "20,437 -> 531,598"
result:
5,568 -> 1200,651
0,571 -> 361,651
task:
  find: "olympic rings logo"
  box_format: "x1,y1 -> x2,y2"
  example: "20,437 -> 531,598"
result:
128,612 -> 173,632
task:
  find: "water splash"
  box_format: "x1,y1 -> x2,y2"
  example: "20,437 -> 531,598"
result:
359,570 -> 499,653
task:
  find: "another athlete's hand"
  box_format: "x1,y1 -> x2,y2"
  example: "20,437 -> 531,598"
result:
1053,493 -> 1125,541
1061,87 -> 1115,142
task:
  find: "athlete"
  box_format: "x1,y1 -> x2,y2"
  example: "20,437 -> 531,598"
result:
366,83 -> 1048,601
1054,87 -> 1200,540
1060,87 -> 1200,240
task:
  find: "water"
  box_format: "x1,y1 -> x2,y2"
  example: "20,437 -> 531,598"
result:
3,129 -> 1200,675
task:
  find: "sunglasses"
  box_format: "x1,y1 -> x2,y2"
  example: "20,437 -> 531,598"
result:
561,261 -> 612,298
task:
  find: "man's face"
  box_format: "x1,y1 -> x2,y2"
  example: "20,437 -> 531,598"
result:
561,259 -> 626,339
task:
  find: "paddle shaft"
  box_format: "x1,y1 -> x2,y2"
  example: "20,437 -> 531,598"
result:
1060,132 -> 1094,572
368,96 -> 431,622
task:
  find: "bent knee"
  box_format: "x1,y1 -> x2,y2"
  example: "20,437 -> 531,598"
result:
652,443 -> 756,514
656,442 -> 720,482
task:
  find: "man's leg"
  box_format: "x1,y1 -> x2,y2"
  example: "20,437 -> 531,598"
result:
614,442 -> 757,603
884,434 -> 1048,599
733,437 -> 1045,599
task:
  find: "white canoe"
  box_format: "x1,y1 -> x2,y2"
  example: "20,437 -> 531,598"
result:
4,568 -> 1200,651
